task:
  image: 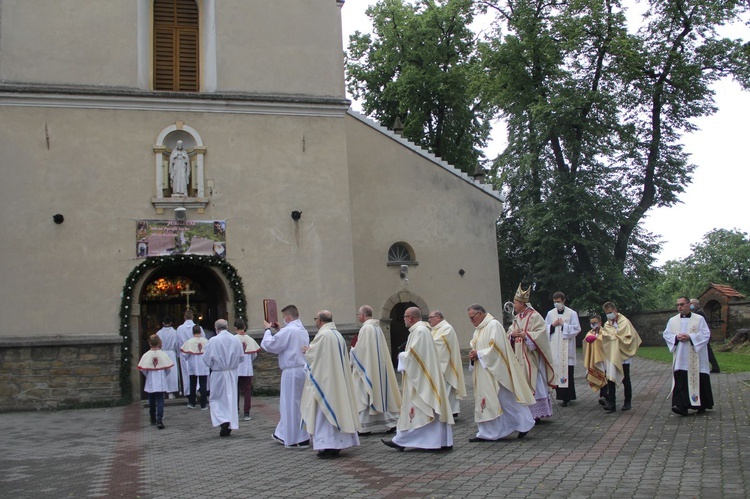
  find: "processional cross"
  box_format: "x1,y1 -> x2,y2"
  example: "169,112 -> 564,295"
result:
181,284 -> 196,309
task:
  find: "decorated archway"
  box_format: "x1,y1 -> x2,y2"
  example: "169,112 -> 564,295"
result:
119,255 -> 247,401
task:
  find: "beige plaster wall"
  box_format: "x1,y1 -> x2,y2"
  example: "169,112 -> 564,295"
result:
0,0 -> 138,87
216,0 -> 346,97
0,0 -> 345,97
345,115 -> 504,347
0,105 -> 357,337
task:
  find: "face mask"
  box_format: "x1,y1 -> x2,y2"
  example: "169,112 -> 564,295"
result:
689,304 -> 695,310
554,302 -> 564,311
606,312 -> 616,321
590,323 -> 599,329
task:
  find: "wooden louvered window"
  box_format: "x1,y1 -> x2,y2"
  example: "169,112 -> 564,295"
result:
154,0 -> 199,92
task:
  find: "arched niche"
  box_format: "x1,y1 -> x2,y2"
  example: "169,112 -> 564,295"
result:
152,122 -> 209,213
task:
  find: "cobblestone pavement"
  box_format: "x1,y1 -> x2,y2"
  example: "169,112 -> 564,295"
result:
1,356 -> 748,498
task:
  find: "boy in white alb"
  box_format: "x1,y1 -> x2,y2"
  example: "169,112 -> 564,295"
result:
138,334 -> 174,429
180,324 -> 209,409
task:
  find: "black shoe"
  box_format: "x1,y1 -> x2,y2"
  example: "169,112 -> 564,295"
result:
561,401 -> 569,407
220,422 -> 231,437
156,421 -> 165,430
386,426 -> 397,434
671,406 -> 689,416
150,418 -> 157,426
357,431 -> 372,436
517,431 -> 528,439
440,445 -> 453,451
697,408 -> 707,414
288,439 -> 309,448
621,402 -> 632,411
469,437 -> 495,443
603,402 -> 616,413
453,413 -> 459,419
598,397 -> 607,406
381,438 -> 404,451
317,449 -> 340,459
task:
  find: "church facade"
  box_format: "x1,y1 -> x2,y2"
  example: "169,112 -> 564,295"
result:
0,0 -> 504,410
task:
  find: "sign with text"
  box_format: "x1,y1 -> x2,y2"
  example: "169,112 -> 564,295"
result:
136,220 -> 226,258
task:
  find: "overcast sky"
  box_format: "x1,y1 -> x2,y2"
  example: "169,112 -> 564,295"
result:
340,1 -> 750,265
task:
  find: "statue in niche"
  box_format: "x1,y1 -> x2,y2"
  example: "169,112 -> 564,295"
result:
169,140 -> 190,197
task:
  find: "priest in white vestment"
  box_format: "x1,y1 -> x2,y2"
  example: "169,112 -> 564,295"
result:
382,307 -> 454,451
468,304 -> 535,441
262,304 -> 311,448
544,292 -> 581,407
301,311 -> 360,458
427,310 -> 467,417
350,305 -> 400,434
155,316 -> 180,395
202,319 -> 244,437
663,297 -> 714,416
508,284 -> 556,420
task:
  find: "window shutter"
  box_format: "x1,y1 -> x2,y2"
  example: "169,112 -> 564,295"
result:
154,0 -> 199,92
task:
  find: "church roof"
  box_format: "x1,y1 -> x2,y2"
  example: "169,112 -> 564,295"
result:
347,110 -> 505,203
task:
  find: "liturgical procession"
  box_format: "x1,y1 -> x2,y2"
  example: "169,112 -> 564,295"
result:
0,0 -> 503,411
0,0 -> 747,495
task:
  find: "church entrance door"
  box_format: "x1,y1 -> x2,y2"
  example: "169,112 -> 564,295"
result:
389,301 -> 417,366
138,264 -> 228,398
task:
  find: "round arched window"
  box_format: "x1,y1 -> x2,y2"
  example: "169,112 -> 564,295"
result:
388,242 -> 416,266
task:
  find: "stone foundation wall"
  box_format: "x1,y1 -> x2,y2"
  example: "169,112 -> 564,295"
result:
0,336 -> 121,412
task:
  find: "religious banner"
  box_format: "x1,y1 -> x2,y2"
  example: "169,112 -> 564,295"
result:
136,220 -> 226,258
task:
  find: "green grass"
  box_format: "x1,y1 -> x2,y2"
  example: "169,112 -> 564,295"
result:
637,346 -> 750,374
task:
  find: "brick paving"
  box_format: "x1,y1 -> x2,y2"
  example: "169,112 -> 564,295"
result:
1,355 -> 748,498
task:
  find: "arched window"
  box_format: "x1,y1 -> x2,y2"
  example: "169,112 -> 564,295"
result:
154,0 -> 199,91
387,242 -> 417,266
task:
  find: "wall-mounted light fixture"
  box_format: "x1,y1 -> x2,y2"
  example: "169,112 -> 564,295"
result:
291,210 -> 302,221
53,214 -> 64,224
400,264 -> 409,279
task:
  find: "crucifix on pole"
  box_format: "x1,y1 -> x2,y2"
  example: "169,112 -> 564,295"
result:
181,284 -> 196,309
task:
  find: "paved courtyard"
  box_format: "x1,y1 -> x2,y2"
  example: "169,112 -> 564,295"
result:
1,355 -> 748,498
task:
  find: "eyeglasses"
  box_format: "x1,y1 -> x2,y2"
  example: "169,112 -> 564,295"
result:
468,313 -> 478,320
313,317 -> 320,320
428,315 -> 438,320
676,303 -> 689,307
403,315 -> 413,319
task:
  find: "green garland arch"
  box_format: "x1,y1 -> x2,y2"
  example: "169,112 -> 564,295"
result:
118,255 -> 246,400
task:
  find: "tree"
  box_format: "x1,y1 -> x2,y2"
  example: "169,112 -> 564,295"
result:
346,0 -> 493,174
642,229 -> 750,308
481,0 -> 749,312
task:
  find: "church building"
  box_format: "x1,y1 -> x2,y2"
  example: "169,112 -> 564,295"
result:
0,0 -> 504,410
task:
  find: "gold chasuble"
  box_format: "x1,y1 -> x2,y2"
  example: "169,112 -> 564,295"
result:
509,308 -> 555,393
398,322 -> 454,431
350,319 -> 402,416
470,314 -> 534,423
601,314 -> 642,385
301,322 -> 360,435
137,349 -> 174,371
583,330 -> 608,391
431,320 -> 467,400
